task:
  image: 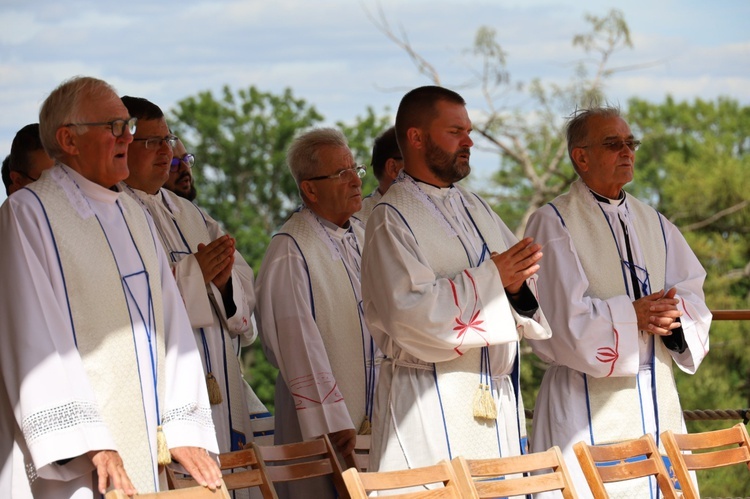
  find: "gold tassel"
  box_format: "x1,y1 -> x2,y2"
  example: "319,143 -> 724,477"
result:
206,373 -> 223,405
481,384 -> 498,420
157,425 -> 172,465
473,384 -> 497,421
358,416 -> 372,435
473,384 -> 487,418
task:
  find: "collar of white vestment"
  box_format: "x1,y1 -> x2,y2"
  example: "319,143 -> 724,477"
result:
52,163 -> 121,219
299,206 -> 353,261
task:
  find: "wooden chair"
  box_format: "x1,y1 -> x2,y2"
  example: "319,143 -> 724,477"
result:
253,434 -> 348,498
573,434 -> 680,498
341,459 -> 476,498
106,480 -> 231,498
343,434 -> 372,472
166,447 -> 277,498
661,422 -> 750,499
451,446 -> 578,498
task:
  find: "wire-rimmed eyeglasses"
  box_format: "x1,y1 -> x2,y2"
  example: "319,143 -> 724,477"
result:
170,154 -> 195,172
306,165 -> 366,183
63,117 -> 137,138
579,139 -> 642,152
133,135 -> 178,150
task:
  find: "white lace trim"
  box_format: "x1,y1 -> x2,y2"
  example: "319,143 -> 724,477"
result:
22,400 -> 104,443
162,403 -> 214,429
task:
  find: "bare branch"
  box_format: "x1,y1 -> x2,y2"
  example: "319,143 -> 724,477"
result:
363,1 -> 441,85
679,200 -> 750,232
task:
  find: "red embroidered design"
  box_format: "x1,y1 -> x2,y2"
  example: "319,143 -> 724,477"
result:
242,317 -> 248,327
450,270 -> 488,355
596,328 -> 620,376
289,372 -> 344,411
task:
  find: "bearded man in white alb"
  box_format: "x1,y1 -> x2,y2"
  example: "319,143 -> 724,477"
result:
525,106 -> 711,498
361,85 -> 552,477
0,76 -> 222,498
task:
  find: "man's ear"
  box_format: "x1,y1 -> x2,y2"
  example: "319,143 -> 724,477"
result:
385,158 -> 402,181
300,180 -> 317,204
406,127 -> 423,150
572,147 -> 589,173
56,127 -> 79,156
9,171 -> 24,189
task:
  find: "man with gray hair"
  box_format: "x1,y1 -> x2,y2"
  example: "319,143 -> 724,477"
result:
255,127 -> 381,498
525,105 -> 711,497
0,76 -> 222,497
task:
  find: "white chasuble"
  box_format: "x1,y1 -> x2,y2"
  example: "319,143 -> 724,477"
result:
31,168 -> 166,492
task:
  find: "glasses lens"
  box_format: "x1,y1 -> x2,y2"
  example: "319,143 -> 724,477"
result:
111,120 -> 124,137
127,118 -> 137,135
166,136 -> 178,148
356,166 -> 366,178
185,154 -> 195,167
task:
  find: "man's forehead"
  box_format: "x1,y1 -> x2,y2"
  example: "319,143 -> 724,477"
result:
134,117 -> 169,136
589,116 -> 632,138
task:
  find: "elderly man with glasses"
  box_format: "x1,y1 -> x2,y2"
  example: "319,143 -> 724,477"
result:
255,127 -> 383,499
524,106 -> 712,498
117,97 -> 263,472
0,76 -> 222,497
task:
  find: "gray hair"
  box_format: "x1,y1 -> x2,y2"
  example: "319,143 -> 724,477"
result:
286,127 -> 349,184
39,76 -> 119,160
565,106 -> 622,168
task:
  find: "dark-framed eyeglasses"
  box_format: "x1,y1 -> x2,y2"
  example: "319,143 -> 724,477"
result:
170,153 -> 195,172
306,165 -> 366,183
132,135 -> 178,150
63,117 -> 137,138
579,139 -> 642,152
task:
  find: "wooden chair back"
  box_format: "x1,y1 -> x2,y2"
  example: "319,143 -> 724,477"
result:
167,447 -> 277,498
343,434 -> 372,472
341,459 -> 476,498
573,434 -> 680,498
253,435 -> 348,498
106,480 -> 231,498
451,446 -> 578,498
661,422 -> 750,499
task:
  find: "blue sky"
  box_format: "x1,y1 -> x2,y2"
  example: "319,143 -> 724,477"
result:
1,0 -> 748,203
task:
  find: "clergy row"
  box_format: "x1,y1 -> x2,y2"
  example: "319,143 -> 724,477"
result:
254,85 -> 711,499
0,77 -> 712,499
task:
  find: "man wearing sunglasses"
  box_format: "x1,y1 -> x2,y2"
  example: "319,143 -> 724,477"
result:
525,106 -> 711,497
164,138 -> 197,201
118,97 -> 263,468
0,76 -> 222,497
5,123 -> 55,195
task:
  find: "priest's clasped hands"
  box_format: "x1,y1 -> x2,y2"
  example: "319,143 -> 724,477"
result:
489,236 -> 543,295
633,287 -> 683,335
